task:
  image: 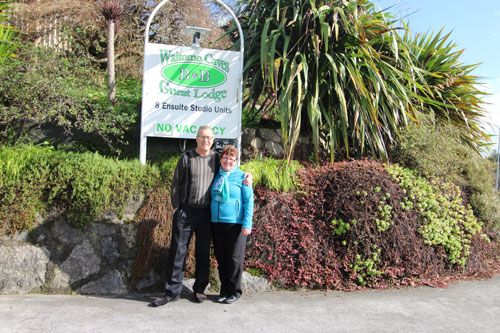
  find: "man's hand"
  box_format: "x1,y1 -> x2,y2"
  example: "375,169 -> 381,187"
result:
243,172 -> 253,186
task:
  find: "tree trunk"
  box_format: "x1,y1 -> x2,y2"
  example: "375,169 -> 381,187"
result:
107,19 -> 116,105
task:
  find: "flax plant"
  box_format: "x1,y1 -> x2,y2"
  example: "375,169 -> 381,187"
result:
403,29 -> 489,153
237,0 -> 488,163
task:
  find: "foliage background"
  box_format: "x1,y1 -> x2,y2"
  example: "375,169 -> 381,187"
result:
0,0 -> 499,291
0,42 -> 146,154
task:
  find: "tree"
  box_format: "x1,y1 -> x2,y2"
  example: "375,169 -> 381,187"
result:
0,43 -> 136,152
100,0 -> 123,105
237,0 -> 488,163
16,0 -> 222,78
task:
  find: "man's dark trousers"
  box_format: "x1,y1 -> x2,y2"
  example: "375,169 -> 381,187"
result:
164,206 -> 211,297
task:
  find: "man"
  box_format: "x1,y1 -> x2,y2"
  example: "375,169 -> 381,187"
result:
150,126 -> 251,306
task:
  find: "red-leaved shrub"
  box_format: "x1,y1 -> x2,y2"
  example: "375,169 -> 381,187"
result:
245,160 -> 500,290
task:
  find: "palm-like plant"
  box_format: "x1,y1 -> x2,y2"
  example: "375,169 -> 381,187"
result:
238,0 -> 487,162
100,0 -> 123,105
404,28 -> 488,152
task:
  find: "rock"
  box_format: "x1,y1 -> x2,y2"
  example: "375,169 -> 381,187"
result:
0,196 -> 145,295
121,223 -> 137,249
123,193 -> 144,221
181,278 -> 195,296
0,241 -> 49,294
298,135 -> 310,145
100,209 -> 120,222
241,271 -> 271,293
90,223 -> 115,236
77,270 -> 127,295
46,265 -> 71,291
101,237 -> 119,263
250,137 -> 264,150
241,128 -> 257,147
52,220 -> 81,245
9,231 -> 30,242
135,269 -> 162,290
265,141 -> 285,157
207,270 -> 270,294
259,128 -> 281,143
60,240 -> 101,284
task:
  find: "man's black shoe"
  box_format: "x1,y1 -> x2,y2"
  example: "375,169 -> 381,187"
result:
224,295 -> 238,304
149,295 -> 179,307
194,292 -> 207,303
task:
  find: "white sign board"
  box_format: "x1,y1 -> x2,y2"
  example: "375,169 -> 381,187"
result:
139,0 -> 244,165
140,44 -> 241,145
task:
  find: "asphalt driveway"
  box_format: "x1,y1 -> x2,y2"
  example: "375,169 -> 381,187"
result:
1,274 -> 499,332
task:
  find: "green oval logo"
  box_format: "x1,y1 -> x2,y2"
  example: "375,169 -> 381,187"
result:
161,63 -> 227,88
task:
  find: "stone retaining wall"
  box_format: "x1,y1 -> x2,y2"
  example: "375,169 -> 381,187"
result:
0,197 -> 142,295
0,196 -> 271,295
241,127 -> 313,161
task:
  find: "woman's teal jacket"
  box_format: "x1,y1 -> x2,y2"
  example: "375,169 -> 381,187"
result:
210,167 -> 254,230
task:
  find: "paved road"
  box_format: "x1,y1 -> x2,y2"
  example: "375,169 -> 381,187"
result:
1,275 -> 500,333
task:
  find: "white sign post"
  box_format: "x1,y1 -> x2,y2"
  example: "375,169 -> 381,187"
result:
140,0 -> 244,165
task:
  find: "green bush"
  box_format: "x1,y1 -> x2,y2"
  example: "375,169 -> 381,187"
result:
386,164 -> 488,266
0,145 -> 160,234
0,44 -> 139,154
241,158 -> 302,192
389,113 -> 500,232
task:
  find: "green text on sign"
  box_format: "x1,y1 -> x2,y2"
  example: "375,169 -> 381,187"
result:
155,123 -> 226,136
162,63 -> 227,88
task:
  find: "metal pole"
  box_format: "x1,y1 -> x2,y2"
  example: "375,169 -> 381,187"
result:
496,126 -> 500,189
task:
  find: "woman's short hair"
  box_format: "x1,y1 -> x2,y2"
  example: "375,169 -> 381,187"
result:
221,145 -> 239,160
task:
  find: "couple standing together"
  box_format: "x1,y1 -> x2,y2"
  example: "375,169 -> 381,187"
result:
150,126 -> 254,307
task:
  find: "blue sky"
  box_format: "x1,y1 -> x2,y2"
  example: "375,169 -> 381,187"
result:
375,0 -> 500,148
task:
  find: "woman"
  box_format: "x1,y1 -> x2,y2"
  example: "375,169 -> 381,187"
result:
210,145 -> 254,304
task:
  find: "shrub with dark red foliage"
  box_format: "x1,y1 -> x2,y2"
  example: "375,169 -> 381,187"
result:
247,188 -> 344,289
245,160 -> 500,290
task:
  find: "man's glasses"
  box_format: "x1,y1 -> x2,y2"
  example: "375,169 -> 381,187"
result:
197,135 -> 213,141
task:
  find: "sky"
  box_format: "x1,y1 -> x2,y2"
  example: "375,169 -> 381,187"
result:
375,0 -> 500,151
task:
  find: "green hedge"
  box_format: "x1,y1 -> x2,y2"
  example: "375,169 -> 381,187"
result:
389,114 -> 500,233
0,145 -> 160,234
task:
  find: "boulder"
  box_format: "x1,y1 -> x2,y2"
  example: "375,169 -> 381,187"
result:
259,128 -> 281,143
265,141 -> 285,157
60,240 -> 101,284
0,240 -> 49,294
77,270 -> 128,295
241,271 -> 272,293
